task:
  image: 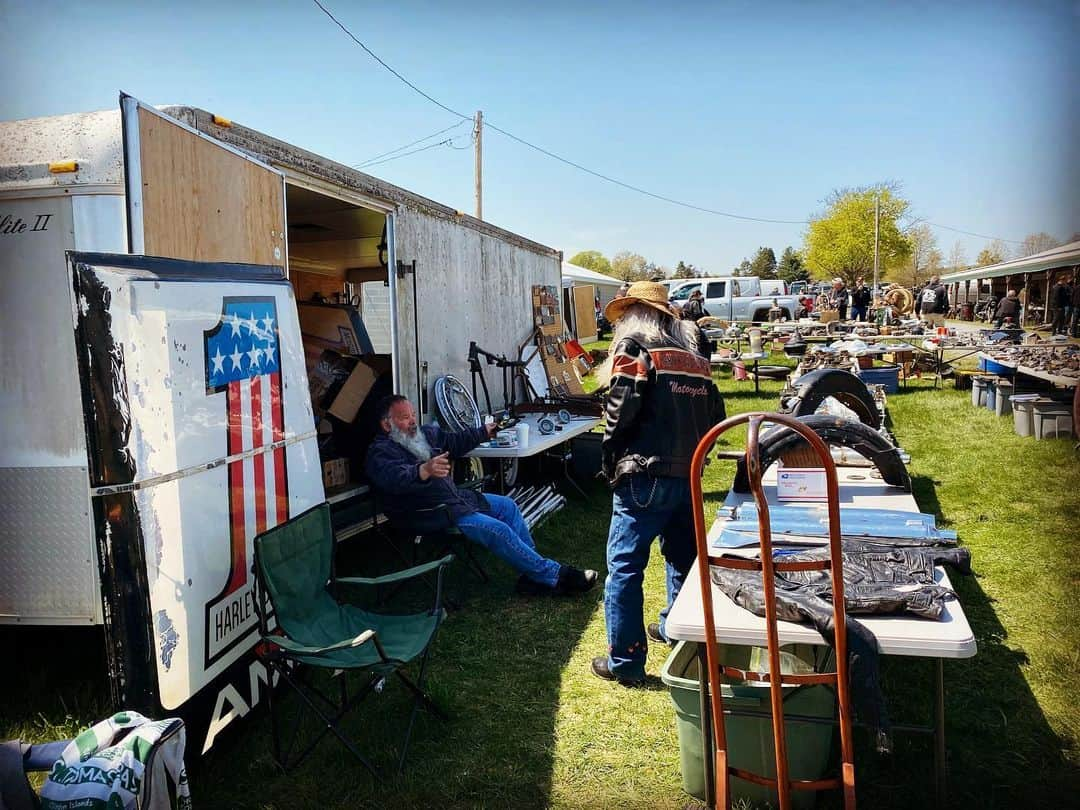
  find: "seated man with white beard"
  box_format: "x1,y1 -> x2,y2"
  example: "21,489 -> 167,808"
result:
364,394 -> 598,596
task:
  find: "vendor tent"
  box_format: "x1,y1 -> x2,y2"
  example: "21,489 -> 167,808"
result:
941,241 -> 1080,325
561,262 -> 622,341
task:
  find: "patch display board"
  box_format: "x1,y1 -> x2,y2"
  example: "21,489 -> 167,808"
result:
532,284 -> 585,396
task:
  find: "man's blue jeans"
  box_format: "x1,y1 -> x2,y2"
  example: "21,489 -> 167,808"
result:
456,494 -> 561,587
604,473 -> 696,681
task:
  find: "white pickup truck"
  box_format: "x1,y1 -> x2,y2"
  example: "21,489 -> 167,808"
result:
669,276 -> 802,321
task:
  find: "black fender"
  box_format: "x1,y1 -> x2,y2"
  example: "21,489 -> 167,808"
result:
781,368 -> 880,429
732,414 -> 910,492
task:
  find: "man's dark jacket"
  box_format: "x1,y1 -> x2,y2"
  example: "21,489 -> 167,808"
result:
682,297 -> 708,320
994,296 -> 1020,321
852,286 -> 872,309
365,424 -> 489,528
602,334 -> 726,484
922,282 -> 948,314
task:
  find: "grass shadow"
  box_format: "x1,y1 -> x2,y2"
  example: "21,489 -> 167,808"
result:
192,482 -> 613,809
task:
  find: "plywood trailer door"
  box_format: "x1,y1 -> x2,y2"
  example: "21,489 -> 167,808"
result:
120,94 -> 287,267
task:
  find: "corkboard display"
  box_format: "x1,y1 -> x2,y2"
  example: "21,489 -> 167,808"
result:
532,284 -> 585,396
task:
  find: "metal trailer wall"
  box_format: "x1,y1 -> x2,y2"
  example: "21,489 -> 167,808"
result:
394,210 -> 560,415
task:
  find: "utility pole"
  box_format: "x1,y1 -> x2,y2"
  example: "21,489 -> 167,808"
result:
474,110 -> 483,220
873,194 -> 880,301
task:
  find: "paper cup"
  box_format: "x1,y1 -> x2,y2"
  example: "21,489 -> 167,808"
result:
515,423 -> 529,447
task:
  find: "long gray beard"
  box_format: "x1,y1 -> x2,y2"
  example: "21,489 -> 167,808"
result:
389,424 -> 433,461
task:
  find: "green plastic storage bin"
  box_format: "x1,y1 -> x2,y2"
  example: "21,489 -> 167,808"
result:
661,640 -> 837,809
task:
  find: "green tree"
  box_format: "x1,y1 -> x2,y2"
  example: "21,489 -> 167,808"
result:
733,258 -> 753,277
777,247 -> 809,283
611,251 -> 650,282
673,260 -> 697,279
568,250 -> 613,277
803,183 -> 912,287
748,247 -> 778,279
976,240 -> 1007,267
1016,232 -> 1060,258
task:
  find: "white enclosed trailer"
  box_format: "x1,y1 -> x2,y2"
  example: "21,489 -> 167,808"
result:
0,95 -> 561,753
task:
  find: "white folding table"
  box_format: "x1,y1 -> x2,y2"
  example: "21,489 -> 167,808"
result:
665,466 -> 976,806
466,414 -> 602,494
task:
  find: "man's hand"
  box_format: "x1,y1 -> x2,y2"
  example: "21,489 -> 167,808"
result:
485,421 -> 498,439
418,452 -> 451,481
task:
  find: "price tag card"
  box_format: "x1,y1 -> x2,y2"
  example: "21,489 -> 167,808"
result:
776,463 -> 828,501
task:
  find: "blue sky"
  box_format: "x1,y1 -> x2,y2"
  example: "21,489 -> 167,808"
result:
2,0 -> 1077,272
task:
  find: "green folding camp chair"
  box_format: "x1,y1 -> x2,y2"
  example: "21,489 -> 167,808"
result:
252,502 -> 451,776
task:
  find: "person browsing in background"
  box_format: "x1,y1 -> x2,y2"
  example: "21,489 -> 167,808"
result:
364,395 -> 597,596
994,289 -> 1020,328
1051,274 -> 1071,335
919,275 -> 949,329
851,278 -> 872,322
830,278 -> 850,320
682,288 -> 708,321
1070,278 -> 1080,337
591,281 -> 726,686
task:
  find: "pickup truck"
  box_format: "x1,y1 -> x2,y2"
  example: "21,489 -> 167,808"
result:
669,276 -> 802,321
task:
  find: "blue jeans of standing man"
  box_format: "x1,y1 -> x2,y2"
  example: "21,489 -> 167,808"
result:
456,493 -> 561,587
604,473 -> 696,681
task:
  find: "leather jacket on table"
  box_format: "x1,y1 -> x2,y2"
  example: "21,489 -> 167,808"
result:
602,333 -> 726,485
710,540 -> 973,753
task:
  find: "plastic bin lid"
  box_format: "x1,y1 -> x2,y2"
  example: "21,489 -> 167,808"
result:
1009,394 -> 1040,402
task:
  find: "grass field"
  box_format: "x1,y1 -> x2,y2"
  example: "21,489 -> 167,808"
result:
4,348 -> 1078,809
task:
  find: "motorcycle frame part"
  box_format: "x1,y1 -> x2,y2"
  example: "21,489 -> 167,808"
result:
782,368 -> 881,430
468,340 -> 532,419
690,411 -> 857,810
732,414 -> 910,494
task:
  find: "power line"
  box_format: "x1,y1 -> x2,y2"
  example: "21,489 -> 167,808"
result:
359,139 -> 455,169
925,221 -> 1023,245
312,0 -> 472,121
312,0 -> 1023,241
354,120 -> 467,167
483,120 -> 807,225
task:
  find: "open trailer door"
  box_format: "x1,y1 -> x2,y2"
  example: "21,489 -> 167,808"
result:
120,93 -> 287,266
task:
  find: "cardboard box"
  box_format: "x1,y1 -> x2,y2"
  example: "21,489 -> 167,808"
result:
297,303 -> 374,372
818,309 -> 839,324
322,457 -> 350,489
328,358 -> 380,423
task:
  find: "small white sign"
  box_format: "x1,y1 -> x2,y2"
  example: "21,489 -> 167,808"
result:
776,464 -> 828,501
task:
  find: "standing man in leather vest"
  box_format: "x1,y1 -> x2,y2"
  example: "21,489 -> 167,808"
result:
591,281 -> 727,685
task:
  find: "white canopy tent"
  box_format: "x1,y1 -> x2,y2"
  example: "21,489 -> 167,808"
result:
561,261 -> 623,341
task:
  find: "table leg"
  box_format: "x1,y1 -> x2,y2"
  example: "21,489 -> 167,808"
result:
698,645 -> 716,808
934,658 -> 947,807
753,359 -> 761,395
561,449 -> 589,498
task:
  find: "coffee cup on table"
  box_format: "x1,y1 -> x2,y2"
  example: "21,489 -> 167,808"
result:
515,422 -> 529,447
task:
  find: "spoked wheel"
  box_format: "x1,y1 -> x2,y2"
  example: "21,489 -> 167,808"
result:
434,375 -> 482,431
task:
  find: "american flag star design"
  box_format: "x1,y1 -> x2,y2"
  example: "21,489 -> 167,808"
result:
204,297 -> 288,611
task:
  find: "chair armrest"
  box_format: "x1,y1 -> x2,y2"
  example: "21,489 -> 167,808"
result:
336,554 -> 455,587
263,629 -> 375,657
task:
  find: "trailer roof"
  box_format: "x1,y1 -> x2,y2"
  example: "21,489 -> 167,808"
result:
940,240 -> 1080,284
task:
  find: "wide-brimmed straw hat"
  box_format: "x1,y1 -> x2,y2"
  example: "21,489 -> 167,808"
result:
604,280 -> 676,323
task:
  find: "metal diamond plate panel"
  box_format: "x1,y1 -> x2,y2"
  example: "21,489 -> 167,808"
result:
0,467 -> 98,623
